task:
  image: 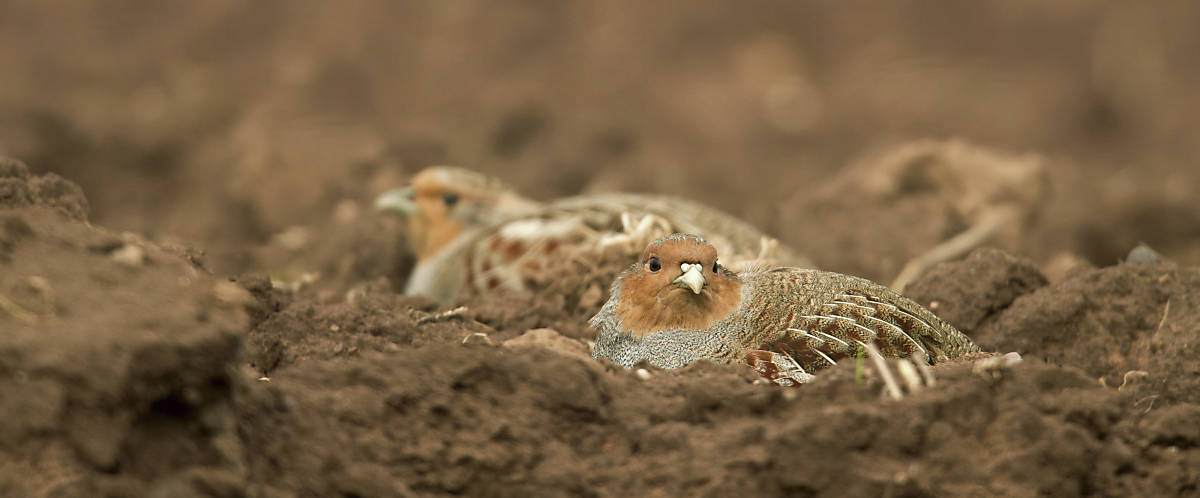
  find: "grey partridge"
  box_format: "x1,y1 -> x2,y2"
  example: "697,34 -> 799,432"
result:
376,166 -> 809,302
590,234 -> 979,385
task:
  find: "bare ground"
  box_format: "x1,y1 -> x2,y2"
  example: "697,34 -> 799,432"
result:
2,3 -> 1200,497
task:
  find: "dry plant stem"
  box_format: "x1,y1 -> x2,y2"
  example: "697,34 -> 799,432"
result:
0,294 -> 38,324
461,332 -> 493,345
1134,395 -> 1159,413
854,345 -> 866,384
1118,370 -> 1148,391
417,306 -> 468,325
866,342 -> 904,400
1154,300 -> 1171,336
891,208 -> 1012,291
912,350 -> 936,387
896,360 -> 924,393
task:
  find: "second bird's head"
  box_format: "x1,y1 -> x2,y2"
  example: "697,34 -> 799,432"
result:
375,166 -> 541,261
613,234 -> 743,336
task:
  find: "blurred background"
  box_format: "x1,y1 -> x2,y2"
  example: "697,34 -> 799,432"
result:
2,1 -> 1197,279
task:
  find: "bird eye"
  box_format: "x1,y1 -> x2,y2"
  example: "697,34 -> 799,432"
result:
712,262 -> 718,273
648,257 -> 661,272
442,193 -> 459,206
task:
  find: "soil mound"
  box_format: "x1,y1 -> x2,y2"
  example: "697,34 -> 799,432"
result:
0,160 -> 249,496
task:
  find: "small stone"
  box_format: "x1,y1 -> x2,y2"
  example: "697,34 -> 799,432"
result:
503,328 -> 592,363
1125,243 -> 1162,265
110,244 -> 145,266
274,226 -> 311,251
213,280 -> 254,306
333,199 -> 359,224
1003,351 -> 1023,366
973,354 -> 1020,378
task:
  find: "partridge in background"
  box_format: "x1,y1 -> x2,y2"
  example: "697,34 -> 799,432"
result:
590,234 -> 979,385
376,166 -> 809,302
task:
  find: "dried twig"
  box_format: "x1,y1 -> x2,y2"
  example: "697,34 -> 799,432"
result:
0,294 -> 37,324
461,332 -> 493,345
854,344 -> 866,384
892,209 -> 1012,291
912,350 -> 936,387
1154,300 -> 1171,336
416,306 -> 468,325
896,360 -> 924,393
1118,370 -> 1149,391
866,342 -> 904,400
1134,395 -> 1159,414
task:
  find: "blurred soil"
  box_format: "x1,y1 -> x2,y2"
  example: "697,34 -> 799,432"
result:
2,3 -> 1199,497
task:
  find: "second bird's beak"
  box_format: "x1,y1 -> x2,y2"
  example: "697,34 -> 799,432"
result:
672,263 -> 707,294
375,186 -> 417,216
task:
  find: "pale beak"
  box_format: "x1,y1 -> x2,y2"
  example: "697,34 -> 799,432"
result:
672,263 -> 706,294
375,186 -> 417,216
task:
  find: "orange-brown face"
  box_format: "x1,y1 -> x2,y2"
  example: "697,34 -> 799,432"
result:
375,167 -> 538,261
615,234 -> 743,337
405,169 -> 470,260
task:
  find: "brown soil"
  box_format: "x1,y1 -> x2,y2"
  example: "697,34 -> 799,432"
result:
3,3 -> 1200,497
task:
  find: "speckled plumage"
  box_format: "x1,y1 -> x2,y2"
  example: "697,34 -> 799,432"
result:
377,167 -> 809,302
590,234 -> 979,385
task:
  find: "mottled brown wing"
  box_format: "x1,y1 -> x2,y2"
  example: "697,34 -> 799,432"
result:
752,269 -> 978,380
826,275 -> 981,362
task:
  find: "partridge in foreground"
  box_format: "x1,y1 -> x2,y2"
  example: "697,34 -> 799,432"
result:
590,234 -> 980,385
376,166 -> 809,302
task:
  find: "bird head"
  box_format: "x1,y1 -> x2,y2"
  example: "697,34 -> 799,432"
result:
375,166 -> 541,260
613,234 -> 743,337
